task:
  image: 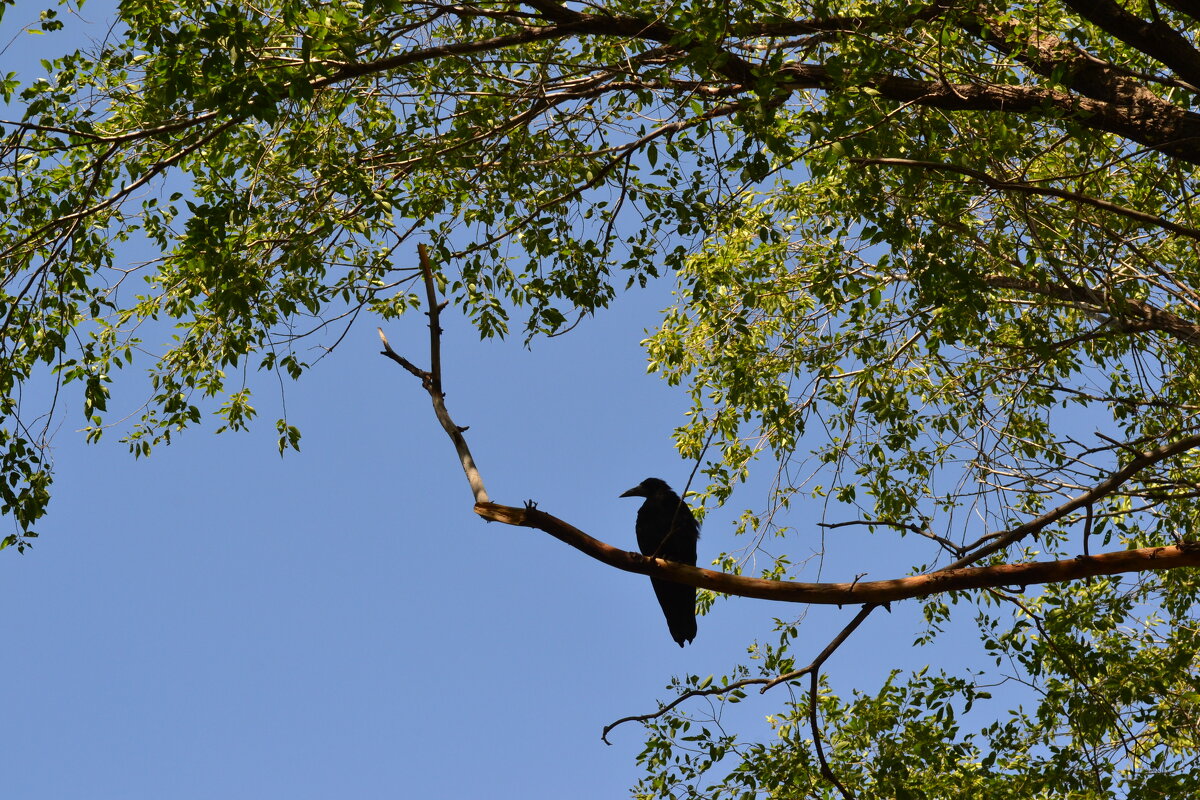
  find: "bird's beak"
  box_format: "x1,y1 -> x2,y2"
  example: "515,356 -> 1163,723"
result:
620,486 -> 642,498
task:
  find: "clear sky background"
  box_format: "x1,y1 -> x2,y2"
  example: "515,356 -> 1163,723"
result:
2,4 -> 1001,798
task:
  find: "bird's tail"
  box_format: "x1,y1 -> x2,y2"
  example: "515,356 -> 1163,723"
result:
652,578 -> 697,647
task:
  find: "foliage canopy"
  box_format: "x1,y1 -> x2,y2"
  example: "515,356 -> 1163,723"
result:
5,0 -> 1200,795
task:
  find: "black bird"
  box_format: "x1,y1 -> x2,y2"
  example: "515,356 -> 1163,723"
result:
620,478 -> 700,647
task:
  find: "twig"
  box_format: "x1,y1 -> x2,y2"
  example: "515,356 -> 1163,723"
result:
602,604 -> 876,742
646,407 -> 722,560
819,518 -> 965,556
600,674 -> 769,745
1083,503 -> 1093,557
377,329 -> 429,384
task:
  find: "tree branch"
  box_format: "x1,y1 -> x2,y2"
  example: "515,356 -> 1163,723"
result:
601,603 -> 878,743
384,242 -> 1200,753
25,6 -> 1200,171
984,275 -> 1200,347
332,7 -> 1200,166
378,246 -> 488,503
383,241 -> 1200,600
851,156 -> 1200,242
811,668 -> 854,799
475,500 -> 1200,604
1061,0 -> 1200,89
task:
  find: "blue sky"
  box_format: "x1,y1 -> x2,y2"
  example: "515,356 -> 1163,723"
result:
6,277 -> 912,799
2,4 -> 1007,797
2,288 -> 735,798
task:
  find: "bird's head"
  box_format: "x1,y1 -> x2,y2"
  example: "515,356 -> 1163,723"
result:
620,477 -> 673,498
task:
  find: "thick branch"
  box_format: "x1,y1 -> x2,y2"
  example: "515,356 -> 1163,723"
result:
985,276 -> 1200,347
476,501 -> 1200,604
28,6 -> 1200,172
320,7 -> 1200,166
852,156 -> 1200,242
1062,0 -> 1200,90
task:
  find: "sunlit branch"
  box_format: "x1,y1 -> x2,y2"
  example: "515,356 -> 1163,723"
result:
336,6 -> 1200,168
383,247 -> 1200,607
476,500 -> 1200,603
985,275 -> 1200,346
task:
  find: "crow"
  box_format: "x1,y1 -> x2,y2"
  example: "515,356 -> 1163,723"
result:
620,478 -> 700,647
